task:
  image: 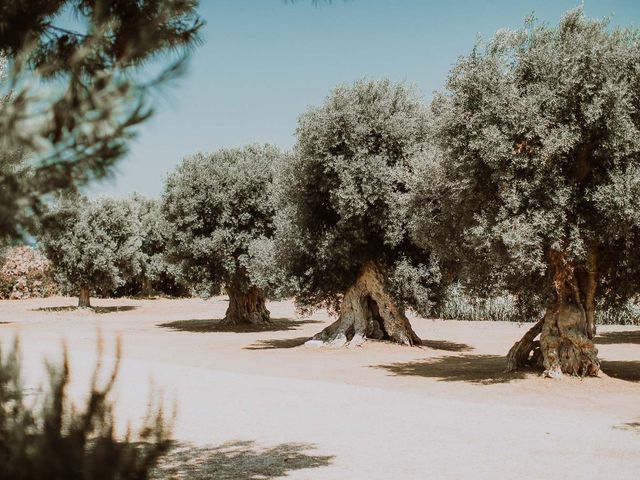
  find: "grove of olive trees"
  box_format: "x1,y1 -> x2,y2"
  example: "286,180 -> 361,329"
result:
20,8 -> 640,377
4,3 -> 640,479
410,8 -> 640,377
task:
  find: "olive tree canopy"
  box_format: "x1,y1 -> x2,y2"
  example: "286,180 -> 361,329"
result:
113,195 -> 187,298
40,196 -> 142,308
412,8 -> 640,376
162,144 -> 282,325
275,79 -> 441,347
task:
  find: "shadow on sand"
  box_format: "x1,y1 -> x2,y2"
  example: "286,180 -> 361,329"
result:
244,336 -> 310,350
596,330 -> 640,345
32,305 -> 138,314
600,360 -> 640,382
375,354 -> 527,385
420,339 -> 473,352
157,318 -> 322,334
613,421 -> 640,434
153,440 -> 333,480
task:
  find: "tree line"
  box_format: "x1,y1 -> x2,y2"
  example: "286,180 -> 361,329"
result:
0,3 -> 638,479
32,8 -> 640,380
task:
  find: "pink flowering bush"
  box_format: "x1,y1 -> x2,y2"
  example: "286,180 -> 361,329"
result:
0,246 -> 58,299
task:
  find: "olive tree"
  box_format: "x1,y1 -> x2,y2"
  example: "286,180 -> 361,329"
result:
114,195 -> 187,297
275,79 -> 441,347
412,8 -> 640,377
40,196 -> 142,308
162,144 -> 282,325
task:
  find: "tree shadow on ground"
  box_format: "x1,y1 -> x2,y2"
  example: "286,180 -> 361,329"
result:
32,305 -> 138,314
157,318 -> 322,334
600,360 -> 640,382
596,330 -> 640,345
375,354 -> 527,385
244,336 -> 310,350
613,421 -> 640,434
152,440 -> 333,480
420,339 -> 473,352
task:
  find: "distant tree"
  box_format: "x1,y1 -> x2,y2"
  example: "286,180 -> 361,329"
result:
411,8 -> 640,376
114,195 -> 188,298
275,79 -> 441,347
0,0 -> 202,245
162,144 -> 282,325
40,196 -> 142,308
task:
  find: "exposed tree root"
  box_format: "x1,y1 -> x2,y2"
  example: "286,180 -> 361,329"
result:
506,250 -> 600,377
539,303 -> 599,377
506,317 -> 544,372
307,262 -> 421,348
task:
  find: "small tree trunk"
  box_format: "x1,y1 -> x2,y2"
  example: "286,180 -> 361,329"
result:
78,286 -> 91,308
308,261 -> 421,348
142,277 -> 154,298
223,285 -> 271,325
506,250 -> 600,377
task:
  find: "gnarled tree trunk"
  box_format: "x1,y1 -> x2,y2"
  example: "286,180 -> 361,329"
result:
78,286 -> 91,308
224,285 -> 270,325
307,261 -> 421,348
506,249 -> 600,377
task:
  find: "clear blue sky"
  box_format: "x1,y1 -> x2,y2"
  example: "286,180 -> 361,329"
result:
89,0 -> 640,198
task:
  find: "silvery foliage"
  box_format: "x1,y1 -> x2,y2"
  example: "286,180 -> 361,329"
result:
275,79 -> 441,316
411,8 -> 640,309
40,196 -> 142,295
162,144 -> 283,297
127,194 -> 186,295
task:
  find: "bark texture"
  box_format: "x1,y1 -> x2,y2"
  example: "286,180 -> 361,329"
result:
506,250 -> 600,377
78,286 -> 91,308
224,285 -> 271,325
308,262 -> 421,348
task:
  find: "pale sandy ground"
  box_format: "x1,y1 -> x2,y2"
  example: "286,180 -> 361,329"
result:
1,296 -> 639,480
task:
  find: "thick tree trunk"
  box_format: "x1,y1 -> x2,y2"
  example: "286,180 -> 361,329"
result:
223,285 -> 271,325
307,261 -> 421,348
506,250 -> 600,377
78,286 -> 91,308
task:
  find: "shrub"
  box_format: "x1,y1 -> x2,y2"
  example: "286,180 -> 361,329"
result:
437,283 -> 640,326
0,246 -> 57,300
0,340 -> 171,479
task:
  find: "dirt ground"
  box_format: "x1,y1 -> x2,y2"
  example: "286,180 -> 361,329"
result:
1,296 -> 639,479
